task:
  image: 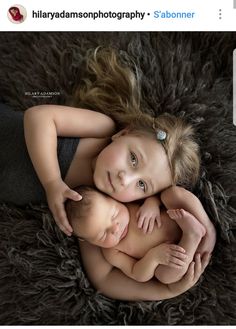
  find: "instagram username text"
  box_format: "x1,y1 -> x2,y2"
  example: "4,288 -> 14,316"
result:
32,10 -> 196,21
32,10 -> 146,20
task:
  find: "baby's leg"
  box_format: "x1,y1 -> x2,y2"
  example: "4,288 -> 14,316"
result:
160,186 -> 216,256
155,209 -> 206,284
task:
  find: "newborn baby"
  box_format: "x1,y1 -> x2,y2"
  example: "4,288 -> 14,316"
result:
66,186 -> 210,284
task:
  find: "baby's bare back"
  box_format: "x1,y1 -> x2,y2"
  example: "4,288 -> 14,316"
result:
117,203 -> 182,259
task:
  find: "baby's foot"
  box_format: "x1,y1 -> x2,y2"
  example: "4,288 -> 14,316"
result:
167,209 -> 206,239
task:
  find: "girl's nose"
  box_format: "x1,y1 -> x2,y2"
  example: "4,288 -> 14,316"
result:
118,170 -> 133,187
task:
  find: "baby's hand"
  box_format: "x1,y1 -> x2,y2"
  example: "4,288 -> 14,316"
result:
45,179 -> 82,236
136,196 -> 161,233
152,243 -> 188,268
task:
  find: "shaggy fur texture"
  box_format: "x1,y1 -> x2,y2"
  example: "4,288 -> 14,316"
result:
0,32 -> 235,325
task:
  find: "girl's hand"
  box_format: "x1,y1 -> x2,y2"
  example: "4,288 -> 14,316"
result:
151,243 -> 187,268
196,224 -> 216,255
45,179 -> 82,236
136,196 -> 162,233
168,253 -> 211,295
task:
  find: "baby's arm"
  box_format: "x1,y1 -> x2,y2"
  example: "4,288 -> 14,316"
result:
24,105 -> 116,235
155,209 -> 206,284
136,195 -> 162,233
102,244 -> 187,283
160,186 -> 216,255
80,240 -> 210,301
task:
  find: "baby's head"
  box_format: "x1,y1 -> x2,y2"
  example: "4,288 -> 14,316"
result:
93,112 -> 200,203
66,186 -> 129,248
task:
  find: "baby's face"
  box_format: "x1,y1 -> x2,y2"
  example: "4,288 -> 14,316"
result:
93,131 -> 172,202
80,192 -> 129,248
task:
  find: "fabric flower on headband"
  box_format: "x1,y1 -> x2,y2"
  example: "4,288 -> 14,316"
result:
152,118 -> 167,141
156,129 -> 167,141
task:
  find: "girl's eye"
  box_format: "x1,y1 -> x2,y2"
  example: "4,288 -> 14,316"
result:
130,152 -> 137,167
137,180 -> 146,192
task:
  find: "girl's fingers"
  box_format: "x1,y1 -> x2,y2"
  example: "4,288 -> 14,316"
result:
194,253 -> 201,274
57,222 -> 72,236
187,261 -> 195,279
200,252 -> 211,272
192,252 -> 210,282
65,189 -> 82,201
55,205 -> 73,235
54,215 -> 72,236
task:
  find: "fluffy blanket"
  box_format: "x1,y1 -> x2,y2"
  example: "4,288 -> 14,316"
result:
0,32 -> 235,325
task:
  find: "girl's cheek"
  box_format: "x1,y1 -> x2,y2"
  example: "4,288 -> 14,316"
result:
113,190 -> 137,202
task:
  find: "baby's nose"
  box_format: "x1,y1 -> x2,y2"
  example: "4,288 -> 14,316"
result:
111,222 -> 119,234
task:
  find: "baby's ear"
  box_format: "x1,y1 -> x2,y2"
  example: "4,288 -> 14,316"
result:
111,128 -> 130,140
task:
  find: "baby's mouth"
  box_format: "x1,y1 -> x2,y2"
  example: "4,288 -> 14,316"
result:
120,224 -> 128,240
108,172 -> 115,191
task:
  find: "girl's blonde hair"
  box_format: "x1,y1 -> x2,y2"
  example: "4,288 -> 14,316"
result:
72,47 -> 200,188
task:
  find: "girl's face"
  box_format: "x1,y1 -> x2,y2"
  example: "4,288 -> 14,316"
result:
93,130 -> 172,202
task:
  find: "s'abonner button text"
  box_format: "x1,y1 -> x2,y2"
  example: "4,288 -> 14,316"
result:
154,11 -> 195,19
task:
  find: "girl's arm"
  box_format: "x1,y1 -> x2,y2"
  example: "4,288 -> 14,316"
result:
79,241 -> 210,301
24,105 -> 116,187
24,105 -> 116,235
102,244 -> 186,282
160,186 -> 216,255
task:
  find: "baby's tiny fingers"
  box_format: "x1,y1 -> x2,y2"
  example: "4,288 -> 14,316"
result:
170,257 -> 186,267
171,250 -> 188,259
169,262 -> 185,269
136,209 -> 140,219
155,217 -> 162,228
148,217 -> 155,233
170,245 -> 186,253
142,217 -> 149,233
137,215 -> 145,228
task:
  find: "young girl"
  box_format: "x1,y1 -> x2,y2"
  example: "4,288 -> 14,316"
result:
23,48 -> 201,237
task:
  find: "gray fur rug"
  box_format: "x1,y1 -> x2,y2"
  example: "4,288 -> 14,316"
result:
0,32 -> 235,325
